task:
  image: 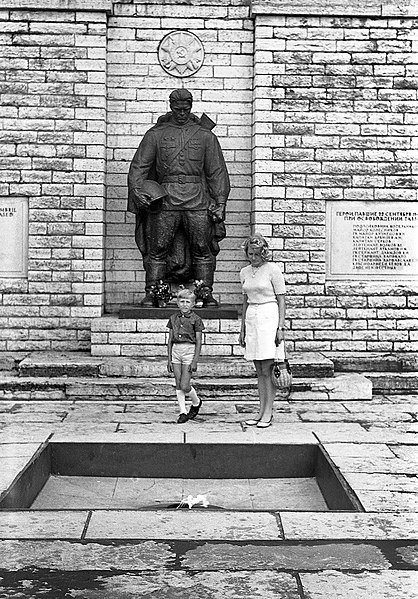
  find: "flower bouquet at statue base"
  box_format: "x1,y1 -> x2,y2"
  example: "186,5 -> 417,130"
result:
193,279 -> 211,308
149,280 -> 173,308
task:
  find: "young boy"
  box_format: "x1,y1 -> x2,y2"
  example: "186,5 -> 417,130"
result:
167,288 -> 204,423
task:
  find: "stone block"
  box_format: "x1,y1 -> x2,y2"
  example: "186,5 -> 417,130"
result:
300,571 -> 418,599
183,542 -> 390,572
0,539 -> 173,571
0,511 -> 88,540
281,512 -> 418,540
86,510 -> 282,541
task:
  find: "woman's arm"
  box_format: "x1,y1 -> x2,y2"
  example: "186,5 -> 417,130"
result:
275,293 -> 286,346
167,329 -> 174,373
239,293 -> 248,347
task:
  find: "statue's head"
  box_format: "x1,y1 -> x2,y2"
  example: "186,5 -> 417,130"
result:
169,88 -> 193,125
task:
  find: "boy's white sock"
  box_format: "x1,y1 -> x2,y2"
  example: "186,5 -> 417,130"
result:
176,390 -> 186,413
188,386 -> 200,407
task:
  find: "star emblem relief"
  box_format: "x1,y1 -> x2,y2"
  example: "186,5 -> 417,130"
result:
158,31 -> 205,78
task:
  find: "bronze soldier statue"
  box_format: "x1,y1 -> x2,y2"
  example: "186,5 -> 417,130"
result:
128,88 -> 230,306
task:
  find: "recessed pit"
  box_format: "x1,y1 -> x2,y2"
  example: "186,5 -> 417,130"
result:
0,442 -> 362,512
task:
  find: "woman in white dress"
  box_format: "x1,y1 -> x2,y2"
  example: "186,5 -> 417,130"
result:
238,234 -> 287,428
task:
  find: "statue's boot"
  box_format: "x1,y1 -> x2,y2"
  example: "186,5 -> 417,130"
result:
194,262 -> 218,307
140,261 -> 167,306
140,293 -> 154,307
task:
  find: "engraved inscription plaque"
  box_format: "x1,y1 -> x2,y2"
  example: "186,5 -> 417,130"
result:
327,201 -> 418,280
0,197 -> 28,278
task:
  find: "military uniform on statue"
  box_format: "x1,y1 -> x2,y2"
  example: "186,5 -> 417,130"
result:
127,88 -> 230,307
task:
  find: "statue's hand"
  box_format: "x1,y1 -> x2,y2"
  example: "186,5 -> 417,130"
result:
134,189 -> 151,209
210,204 -> 225,223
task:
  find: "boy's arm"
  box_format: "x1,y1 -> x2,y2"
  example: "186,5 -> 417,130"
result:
190,331 -> 202,372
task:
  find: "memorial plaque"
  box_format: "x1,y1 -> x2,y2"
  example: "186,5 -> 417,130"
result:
326,201 -> 418,280
0,197 -> 28,278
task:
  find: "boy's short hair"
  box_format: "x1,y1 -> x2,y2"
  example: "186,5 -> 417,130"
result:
176,288 -> 195,303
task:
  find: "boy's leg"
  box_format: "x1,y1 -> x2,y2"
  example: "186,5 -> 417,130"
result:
182,366 -> 202,419
188,387 -> 200,407
180,365 -> 192,399
172,363 -> 187,415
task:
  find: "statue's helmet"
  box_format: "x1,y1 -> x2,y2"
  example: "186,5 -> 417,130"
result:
169,88 -> 193,107
141,180 -> 167,201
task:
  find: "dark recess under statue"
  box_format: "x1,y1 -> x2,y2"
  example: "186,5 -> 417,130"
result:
127,88 -> 230,308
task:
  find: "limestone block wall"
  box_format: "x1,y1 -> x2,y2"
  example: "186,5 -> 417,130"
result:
252,1 -> 418,352
0,2 -> 109,351
104,0 -> 253,312
0,0 -> 417,353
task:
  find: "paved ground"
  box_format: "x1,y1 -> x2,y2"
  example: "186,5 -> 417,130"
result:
0,388 -> 417,597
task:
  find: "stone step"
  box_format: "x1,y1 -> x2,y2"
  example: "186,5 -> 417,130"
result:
325,352 -> 418,373
0,373 -> 372,401
362,372 -> 418,395
16,352 -> 334,379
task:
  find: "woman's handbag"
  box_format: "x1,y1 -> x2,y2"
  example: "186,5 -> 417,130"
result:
271,341 -> 293,395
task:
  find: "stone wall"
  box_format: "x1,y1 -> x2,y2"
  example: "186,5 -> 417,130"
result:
0,2 -> 109,350
104,0 -> 253,311
0,0 -> 417,353
252,2 -> 418,352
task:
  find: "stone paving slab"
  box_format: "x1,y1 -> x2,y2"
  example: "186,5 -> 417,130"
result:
185,427 -> 318,444
0,570 -> 301,599
0,426 -> 53,443
299,411 -> 413,423
308,423 -> 373,443
0,443 -> 41,458
31,476 -> 119,510
280,512 -> 418,540
355,490 -> 418,512
299,571 -> 418,599
0,511 -> 88,539
343,473 -> 418,493
334,456 -> 417,475
324,443 -> 395,458
86,510 -> 283,541
181,542 -> 390,571
361,427 -> 417,444
0,412 -> 66,423
1,401 -> 74,413
0,540 -> 173,571
50,432 -> 186,443
390,445 -> 418,461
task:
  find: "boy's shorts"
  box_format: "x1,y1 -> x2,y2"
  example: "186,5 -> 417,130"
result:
171,343 -> 195,365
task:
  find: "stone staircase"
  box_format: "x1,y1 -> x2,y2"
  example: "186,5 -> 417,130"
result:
0,351 -> 396,402
1,350 -> 417,403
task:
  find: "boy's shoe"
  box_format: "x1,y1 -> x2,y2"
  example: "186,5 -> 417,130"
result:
187,399 -> 202,420
177,413 -> 188,424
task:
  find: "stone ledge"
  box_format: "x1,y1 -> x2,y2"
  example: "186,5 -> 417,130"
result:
2,0 -> 113,11
251,0 -> 418,17
14,351 -> 334,379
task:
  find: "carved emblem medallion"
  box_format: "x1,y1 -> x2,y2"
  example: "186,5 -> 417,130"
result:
158,31 -> 204,77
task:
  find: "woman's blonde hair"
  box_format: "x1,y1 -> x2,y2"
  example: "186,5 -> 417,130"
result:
242,233 -> 271,262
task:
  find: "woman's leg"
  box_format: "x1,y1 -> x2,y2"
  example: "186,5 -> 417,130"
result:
254,360 -> 267,419
255,359 -> 275,422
